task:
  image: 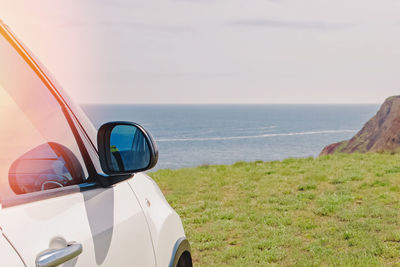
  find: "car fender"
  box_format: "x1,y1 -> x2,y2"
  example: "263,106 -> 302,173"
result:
127,173 -> 189,267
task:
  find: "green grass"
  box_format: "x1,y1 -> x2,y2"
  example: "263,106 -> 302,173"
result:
150,153 -> 400,266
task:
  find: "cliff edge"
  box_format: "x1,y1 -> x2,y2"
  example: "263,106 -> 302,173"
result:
320,96 -> 400,156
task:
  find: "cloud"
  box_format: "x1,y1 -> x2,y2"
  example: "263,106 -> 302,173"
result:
59,20 -> 194,33
231,19 -> 354,30
92,70 -> 236,78
95,0 -> 136,8
111,22 -> 194,33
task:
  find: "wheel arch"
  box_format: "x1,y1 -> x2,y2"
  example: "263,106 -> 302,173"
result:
169,237 -> 192,267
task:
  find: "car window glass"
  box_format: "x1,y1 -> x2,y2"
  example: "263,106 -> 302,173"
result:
0,33 -> 87,199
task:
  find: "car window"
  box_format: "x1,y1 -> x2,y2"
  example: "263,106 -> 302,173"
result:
0,32 -> 88,199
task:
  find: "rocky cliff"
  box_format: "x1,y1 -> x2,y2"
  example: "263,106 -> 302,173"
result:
320,96 -> 400,156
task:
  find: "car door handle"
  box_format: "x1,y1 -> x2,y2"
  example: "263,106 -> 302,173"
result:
36,242 -> 83,267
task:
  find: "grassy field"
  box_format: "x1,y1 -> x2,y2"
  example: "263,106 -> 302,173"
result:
150,153 -> 400,266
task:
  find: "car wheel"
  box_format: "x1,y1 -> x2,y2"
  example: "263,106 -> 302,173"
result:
176,251 -> 192,267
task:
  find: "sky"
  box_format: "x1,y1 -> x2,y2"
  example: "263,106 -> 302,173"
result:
1,0 -> 400,104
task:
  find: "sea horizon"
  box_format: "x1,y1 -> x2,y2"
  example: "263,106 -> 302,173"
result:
80,103 -> 382,106
82,104 -> 380,170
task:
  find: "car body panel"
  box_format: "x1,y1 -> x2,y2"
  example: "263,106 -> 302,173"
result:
128,173 -> 186,267
0,182 -> 156,266
0,233 -> 25,266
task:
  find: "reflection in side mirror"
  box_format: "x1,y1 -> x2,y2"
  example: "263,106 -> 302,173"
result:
8,142 -> 85,194
110,125 -> 150,171
97,122 -> 158,175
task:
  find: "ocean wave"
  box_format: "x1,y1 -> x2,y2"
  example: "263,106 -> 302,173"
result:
156,129 -> 356,142
257,125 -> 277,130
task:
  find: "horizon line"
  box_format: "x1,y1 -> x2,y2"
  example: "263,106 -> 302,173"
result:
79,102 -> 381,105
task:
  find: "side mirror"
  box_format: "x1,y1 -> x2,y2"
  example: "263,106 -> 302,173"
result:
97,121 -> 158,175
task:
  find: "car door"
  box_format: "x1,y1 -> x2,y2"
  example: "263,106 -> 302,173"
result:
0,22 -> 156,266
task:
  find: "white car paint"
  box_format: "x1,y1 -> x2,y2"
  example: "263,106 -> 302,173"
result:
0,233 -> 25,266
0,182 -> 156,266
128,173 -> 186,267
0,19 -> 190,266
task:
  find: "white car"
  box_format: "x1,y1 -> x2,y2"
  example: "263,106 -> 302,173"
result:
0,20 -> 192,267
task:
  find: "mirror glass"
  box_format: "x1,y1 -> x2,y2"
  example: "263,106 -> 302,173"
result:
109,125 -> 151,172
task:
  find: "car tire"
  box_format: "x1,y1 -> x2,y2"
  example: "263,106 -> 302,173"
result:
176,251 -> 192,267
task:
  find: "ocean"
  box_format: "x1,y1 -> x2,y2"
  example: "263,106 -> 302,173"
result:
82,104 -> 379,170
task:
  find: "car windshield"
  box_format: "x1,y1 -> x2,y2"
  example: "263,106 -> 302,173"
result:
0,25 -> 87,199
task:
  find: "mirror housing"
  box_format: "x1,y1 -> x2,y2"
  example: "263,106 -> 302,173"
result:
97,121 -> 158,175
